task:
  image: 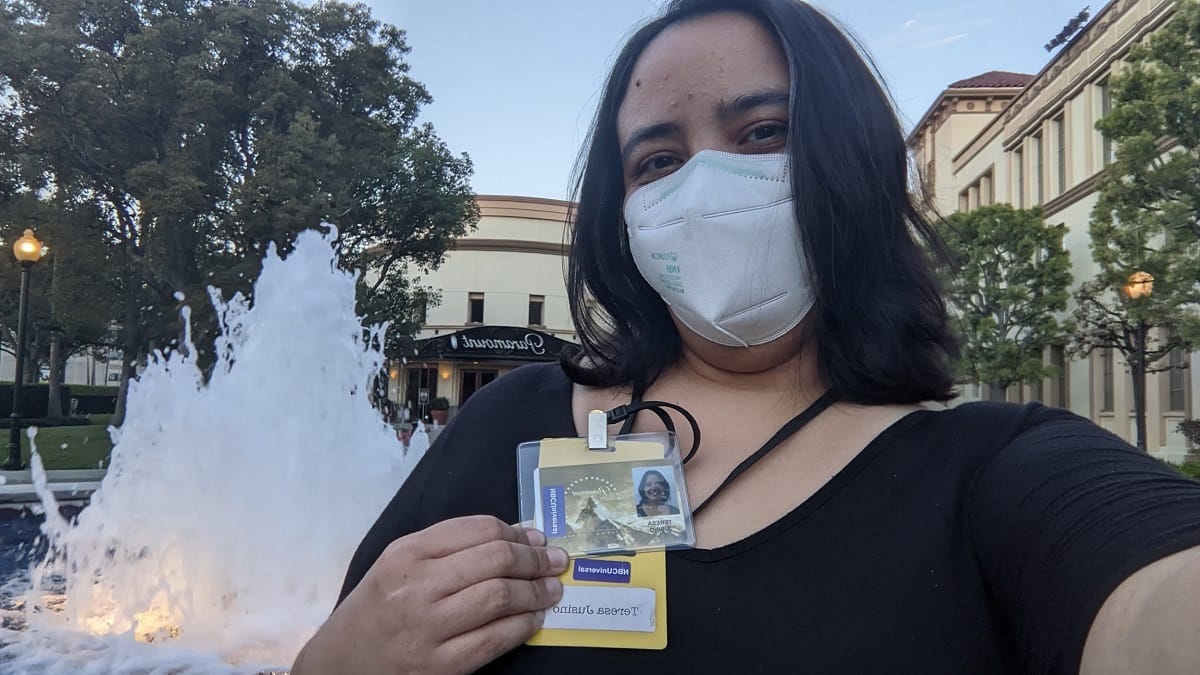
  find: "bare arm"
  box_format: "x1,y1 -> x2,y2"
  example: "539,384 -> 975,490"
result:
1081,544 -> 1200,674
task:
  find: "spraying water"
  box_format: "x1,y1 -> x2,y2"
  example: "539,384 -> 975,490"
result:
408,421 -> 431,457
1,229 -> 420,673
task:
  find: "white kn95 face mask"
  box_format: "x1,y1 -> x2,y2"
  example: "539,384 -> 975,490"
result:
623,150 -> 815,348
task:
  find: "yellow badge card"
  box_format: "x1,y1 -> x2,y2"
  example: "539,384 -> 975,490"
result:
519,436 -> 677,649
526,548 -> 667,649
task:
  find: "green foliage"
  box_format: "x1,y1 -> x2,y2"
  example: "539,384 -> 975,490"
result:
1069,0 -> 1200,369
939,205 -> 1073,389
1176,419 -> 1200,447
1167,460 -> 1200,481
430,396 -> 450,411
0,0 -> 478,418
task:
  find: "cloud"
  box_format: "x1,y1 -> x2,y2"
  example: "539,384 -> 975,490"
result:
922,32 -> 970,48
880,5 -> 994,49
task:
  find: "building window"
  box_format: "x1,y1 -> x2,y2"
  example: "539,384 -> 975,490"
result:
1050,345 -> 1068,408
1101,348 -> 1114,412
988,383 -> 1008,402
415,292 -> 428,325
1032,132 -> 1044,206
1014,148 -> 1025,208
468,292 -> 484,324
1169,347 -> 1187,412
1054,114 -> 1067,196
958,191 -> 970,213
528,295 -> 545,326
1099,80 -> 1115,166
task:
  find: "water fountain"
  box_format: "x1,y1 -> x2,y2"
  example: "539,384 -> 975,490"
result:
0,229 -> 422,673
408,421 -> 431,457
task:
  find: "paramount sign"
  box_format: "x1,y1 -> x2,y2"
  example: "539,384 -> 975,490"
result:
450,332 -> 547,356
417,326 -> 570,362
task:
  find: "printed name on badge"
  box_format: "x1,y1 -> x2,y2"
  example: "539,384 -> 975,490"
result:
541,585 -> 657,633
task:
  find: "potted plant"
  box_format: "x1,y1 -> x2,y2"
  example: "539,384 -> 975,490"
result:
430,396 -> 450,425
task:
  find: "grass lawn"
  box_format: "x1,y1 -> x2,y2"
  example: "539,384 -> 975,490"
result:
12,417 -> 115,471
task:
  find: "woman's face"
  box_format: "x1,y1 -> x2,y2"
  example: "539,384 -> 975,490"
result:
616,12 -> 812,371
641,473 -> 670,504
616,12 -> 790,193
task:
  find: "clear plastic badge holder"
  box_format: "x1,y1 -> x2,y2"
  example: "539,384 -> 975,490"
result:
517,430 -> 696,557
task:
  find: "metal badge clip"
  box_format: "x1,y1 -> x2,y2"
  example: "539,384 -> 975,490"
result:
587,409 -> 609,450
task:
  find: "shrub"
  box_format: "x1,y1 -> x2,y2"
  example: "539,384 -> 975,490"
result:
1173,461 -> 1200,480
1177,419 -> 1200,448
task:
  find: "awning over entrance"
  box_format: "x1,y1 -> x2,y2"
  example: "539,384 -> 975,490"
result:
412,326 -> 572,363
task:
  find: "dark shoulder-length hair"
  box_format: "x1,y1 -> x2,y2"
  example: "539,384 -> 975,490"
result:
561,0 -> 959,405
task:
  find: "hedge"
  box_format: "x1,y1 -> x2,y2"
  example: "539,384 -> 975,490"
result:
0,383 -> 118,417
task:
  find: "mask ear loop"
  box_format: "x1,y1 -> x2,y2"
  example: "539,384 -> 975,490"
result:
604,401 -> 701,464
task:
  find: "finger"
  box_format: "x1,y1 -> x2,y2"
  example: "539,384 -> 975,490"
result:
431,540 -> 569,597
434,576 -> 563,639
407,515 -> 528,559
434,609 -> 548,672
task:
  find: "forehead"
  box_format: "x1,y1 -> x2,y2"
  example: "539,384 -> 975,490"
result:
617,12 -> 789,144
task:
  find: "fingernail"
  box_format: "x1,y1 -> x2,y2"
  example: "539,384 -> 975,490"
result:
547,547 -> 568,569
526,529 -> 547,547
544,576 -> 563,597
534,610 -> 546,626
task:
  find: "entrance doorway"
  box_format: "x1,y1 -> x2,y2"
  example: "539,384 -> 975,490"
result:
459,369 -> 499,406
405,367 -> 438,421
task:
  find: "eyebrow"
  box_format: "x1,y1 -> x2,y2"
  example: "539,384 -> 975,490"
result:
620,121 -> 681,166
716,91 -> 790,122
619,90 -> 790,166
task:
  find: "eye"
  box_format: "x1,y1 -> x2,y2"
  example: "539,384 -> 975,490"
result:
740,122 -> 788,148
633,153 -> 682,182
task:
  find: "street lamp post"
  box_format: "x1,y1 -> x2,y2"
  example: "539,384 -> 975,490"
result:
1124,271 -> 1154,452
6,229 -> 45,470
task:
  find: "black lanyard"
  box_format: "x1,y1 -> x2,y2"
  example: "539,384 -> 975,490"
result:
605,386 -> 838,516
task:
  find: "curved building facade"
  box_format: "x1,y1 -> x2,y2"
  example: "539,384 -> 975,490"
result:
392,195 -> 576,419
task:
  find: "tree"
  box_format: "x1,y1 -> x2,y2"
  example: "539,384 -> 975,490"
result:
939,205 -> 1073,398
1068,0 -> 1200,451
0,0 -> 477,425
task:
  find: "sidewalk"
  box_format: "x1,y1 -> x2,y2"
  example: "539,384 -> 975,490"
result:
0,469 -> 105,506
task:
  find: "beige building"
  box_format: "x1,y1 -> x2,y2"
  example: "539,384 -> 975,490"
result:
909,0 -> 1192,461
391,195 -> 576,418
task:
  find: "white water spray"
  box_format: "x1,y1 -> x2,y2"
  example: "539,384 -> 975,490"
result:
2,229 -> 421,673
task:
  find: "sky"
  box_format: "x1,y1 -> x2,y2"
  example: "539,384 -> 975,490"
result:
370,0 -> 1095,201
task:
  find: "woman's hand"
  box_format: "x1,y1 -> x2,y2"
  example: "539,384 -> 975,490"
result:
292,515 -> 568,674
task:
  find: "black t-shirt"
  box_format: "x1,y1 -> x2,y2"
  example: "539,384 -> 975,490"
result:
339,363 -> 1200,674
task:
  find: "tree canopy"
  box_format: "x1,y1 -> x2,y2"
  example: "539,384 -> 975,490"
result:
1069,0 -> 1200,366
939,204 -> 1073,392
0,0 -> 477,421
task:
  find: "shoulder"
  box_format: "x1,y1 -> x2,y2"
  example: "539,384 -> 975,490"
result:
455,362 -> 573,420
409,362 -> 577,525
913,400 -> 1116,458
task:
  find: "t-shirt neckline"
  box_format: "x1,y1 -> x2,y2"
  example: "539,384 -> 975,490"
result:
547,364 -> 933,561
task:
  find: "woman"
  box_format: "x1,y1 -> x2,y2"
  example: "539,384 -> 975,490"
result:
293,0 -> 1200,673
636,470 -> 680,517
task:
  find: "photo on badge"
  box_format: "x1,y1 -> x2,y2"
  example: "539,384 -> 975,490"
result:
534,459 -> 690,555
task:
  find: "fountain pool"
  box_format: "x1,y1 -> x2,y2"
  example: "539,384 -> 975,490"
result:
0,229 -> 421,674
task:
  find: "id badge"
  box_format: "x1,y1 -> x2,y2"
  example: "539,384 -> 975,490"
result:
517,434 -> 696,556
517,430 -> 691,649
